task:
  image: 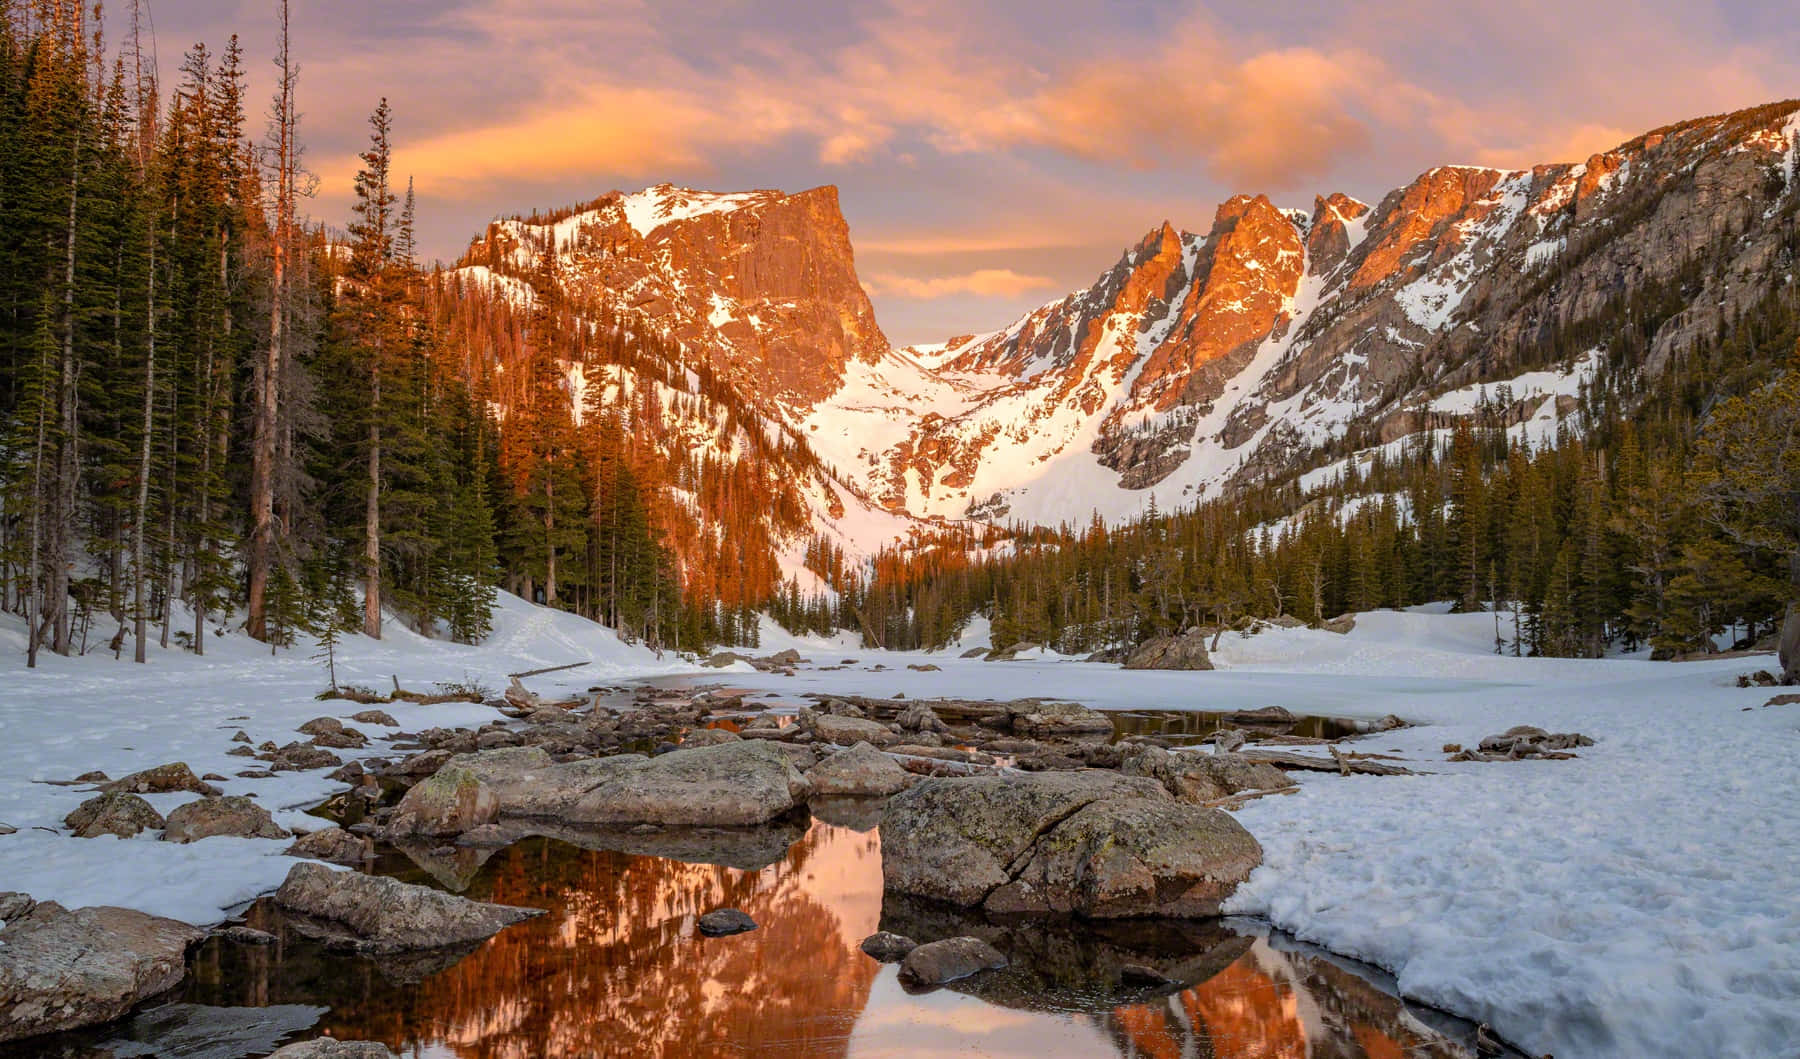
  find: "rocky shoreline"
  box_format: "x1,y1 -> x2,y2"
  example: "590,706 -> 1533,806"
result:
0,668 -> 1454,1050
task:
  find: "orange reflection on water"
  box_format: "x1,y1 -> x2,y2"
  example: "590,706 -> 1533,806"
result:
297,822 -> 884,1058
186,819 -> 1476,1059
1110,940 -> 1469,1059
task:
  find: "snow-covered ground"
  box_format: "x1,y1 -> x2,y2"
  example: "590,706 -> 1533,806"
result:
2,599 -> 1795,1058
0,593 -> 694,924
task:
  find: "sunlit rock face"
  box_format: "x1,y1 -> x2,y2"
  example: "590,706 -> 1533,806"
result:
449,101 -> 1800,539
462,183 -> 887,415
803,101 -> 1800,526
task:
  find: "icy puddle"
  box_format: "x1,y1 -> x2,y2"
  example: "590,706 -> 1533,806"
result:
11,818 -> 1508,1059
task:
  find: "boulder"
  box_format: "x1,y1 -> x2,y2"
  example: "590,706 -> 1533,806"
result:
988,798 -> 1263,917
162,796 -> 291,843
880,771 -> 1169,907
1004,700 -> 1112,737
1781,604 -> 1800,685
297,717 -> 345,736
390,750 -> 452,776
272,861 -> 541,953
881,771 -> 1258,917
0,892 -> 33,921
985,641 -> 1040,661
64,792 -> 165,838
219,926 -> 276,945
566,740 -> 810,827
806,742 -> 914,796
1226,706 -> 1296,726
101,762 -> 218,797
0,900 -> 205,1042
271,743 -> 344,772
823,699 -> 868,718
267,1040 -> 399,1058
448,749 -> 646,818
1322,613 -> 1357,635
896,703 -> 950,734
386,764 -> 500,837
899,936 -> 1008,986
286,826 -> 373,865
350,709 -> 399,727
696,908 -> 757,936
702,651 -> 748,668
1122,630 -> 1215,671
859,930 -> 918,961
799,708 -> 897,747
770,743 -> 820,771
1123,746 -> 1293,803
681,727 -> 742,747
310,727 -> 369,749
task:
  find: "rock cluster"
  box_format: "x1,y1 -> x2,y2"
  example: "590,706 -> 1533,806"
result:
1450,726 -> 1595,762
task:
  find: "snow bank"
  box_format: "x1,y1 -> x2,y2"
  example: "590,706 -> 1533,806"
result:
0,592 -> 693,925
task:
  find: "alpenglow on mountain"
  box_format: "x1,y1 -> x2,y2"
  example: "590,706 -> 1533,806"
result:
448,100 -> 1800,575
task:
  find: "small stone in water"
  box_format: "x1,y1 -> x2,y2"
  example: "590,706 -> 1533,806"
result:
697,908 -> 757,936
859,931 -> 918,961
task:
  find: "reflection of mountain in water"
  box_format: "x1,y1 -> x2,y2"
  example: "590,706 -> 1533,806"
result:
1102,938 -> 1477,1059
187,822 -> 884,1058
162,819 -> 1490,1059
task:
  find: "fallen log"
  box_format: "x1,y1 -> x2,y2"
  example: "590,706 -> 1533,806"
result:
1202,786 -> 1300,810
1240,747 -> 1415,776
508,661 -> 591,680
884,751 -> 1011,779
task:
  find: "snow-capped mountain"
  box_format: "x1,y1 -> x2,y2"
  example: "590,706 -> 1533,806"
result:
452,100 -> 1800,560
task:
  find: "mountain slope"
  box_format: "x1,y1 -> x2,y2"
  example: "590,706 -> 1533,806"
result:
819,100 -> 1800,525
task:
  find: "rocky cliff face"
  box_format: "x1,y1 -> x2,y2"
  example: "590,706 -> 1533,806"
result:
805,99 -> 1800,525
456,100 -> 1800,556
462,183 -> 886,413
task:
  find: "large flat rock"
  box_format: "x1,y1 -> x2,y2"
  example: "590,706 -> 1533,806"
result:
273,863 -> 541,954
881,771 -> 1260,917
0,899 -> 205,1043
879,771 -> 1169,907
565,740 -> 810,827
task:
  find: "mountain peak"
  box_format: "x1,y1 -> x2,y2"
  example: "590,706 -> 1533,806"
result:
614,184 -> 786,238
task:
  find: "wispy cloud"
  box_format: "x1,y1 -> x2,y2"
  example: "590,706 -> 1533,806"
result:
864,269 -> 1059,300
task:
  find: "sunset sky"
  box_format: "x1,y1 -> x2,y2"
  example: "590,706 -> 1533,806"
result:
135,1 -> 1795,345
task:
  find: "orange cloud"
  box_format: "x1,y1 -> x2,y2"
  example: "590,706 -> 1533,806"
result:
864,268 -> 1059,299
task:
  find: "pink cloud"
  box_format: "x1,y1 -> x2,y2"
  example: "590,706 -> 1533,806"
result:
864,268 -> 1060,300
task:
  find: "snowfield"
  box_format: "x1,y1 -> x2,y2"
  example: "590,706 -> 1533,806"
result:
0,593 -> 694,924
1,598 -> 1796,1059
